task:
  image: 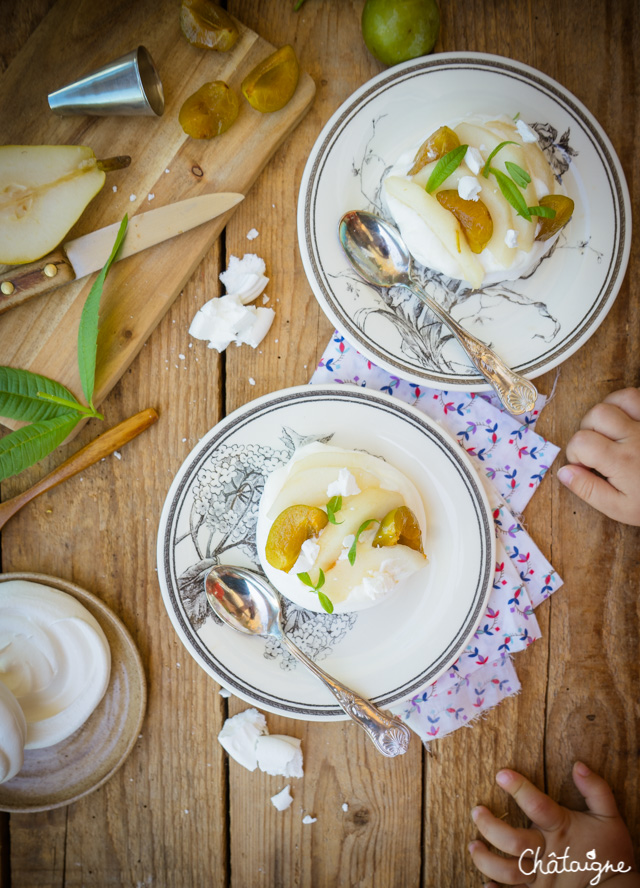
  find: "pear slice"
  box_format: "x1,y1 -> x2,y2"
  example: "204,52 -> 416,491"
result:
321,544 -> 427,604
0,145 -> 106,265
384,175 -> 485,288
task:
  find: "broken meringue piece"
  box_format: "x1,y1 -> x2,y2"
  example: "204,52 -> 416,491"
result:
256,734 -> 304,778
270,784 -> 294,811
217,708 -> 267,771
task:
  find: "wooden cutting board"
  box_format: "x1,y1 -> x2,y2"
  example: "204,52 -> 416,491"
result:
0,0 -> 315,433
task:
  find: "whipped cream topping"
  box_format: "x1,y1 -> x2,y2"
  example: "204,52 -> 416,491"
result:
0,680 -> 26,783
0,580 -> 111,750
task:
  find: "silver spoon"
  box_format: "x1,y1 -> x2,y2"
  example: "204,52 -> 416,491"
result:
205,565 -> 411,757
338,210 -> 538,415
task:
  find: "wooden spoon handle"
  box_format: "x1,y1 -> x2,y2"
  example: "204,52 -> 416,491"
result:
0,407 -> 158,530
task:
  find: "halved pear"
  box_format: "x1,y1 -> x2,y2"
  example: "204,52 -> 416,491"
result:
0,145 -> 106,264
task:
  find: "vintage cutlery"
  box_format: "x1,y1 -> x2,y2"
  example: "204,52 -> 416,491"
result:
205,564 -> 412,758
0,192 -> 244,314
338,210 -> 538,415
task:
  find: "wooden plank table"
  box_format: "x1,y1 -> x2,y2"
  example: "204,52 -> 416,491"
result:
1,2 -> 638,885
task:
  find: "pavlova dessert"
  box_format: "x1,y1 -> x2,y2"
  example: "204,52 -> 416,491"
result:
256,443 -> 428,614
383,115 -> 574,289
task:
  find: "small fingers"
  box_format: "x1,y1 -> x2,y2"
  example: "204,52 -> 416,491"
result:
603,387 -> 640,421
496,769 -> 566,832
468,840 -> 533,885
471,805 -> 543,858
580,401 -> 639,441
572,761 -> 620,818
565,428 -> 618,472
557,463 -> 628,522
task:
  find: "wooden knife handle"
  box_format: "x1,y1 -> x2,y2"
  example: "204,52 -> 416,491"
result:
0,249 -> 76,314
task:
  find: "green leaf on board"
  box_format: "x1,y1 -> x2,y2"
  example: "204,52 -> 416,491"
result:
0,414 -> 80,482
528,205 -> 557,218
294,0 -> 307,8
425,144 -> 468,193
505,161 -> 531,188
77,214 -> 128,408
481,141 -> 518,178
326,494 -> 343,525
488,168 -> 531,220
348,518 -> 380,566
0,367 -> 82,423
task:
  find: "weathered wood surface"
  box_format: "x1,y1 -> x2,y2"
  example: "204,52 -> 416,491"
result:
1,1 -> 638,886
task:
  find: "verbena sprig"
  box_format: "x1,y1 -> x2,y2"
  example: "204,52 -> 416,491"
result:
481,141 -> 556,222
326,494 -> 343,525
347,518 -> 380,566
297,568 -> 333,614
425,144 -> 468,193
0,216 -> 128,482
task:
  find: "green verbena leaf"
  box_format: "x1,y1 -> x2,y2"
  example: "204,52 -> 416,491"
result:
348,518 -> 380,566
489,168 -> 531,220
505,161 -> 531,188
326,495 -> 343,525
425,144 -> 468,193
318,591 -> 334,614
0,414 -> 79,482
528,205 -> 557,218
77,215 -> 128,408
315,568 -> 325,591
297,571 -> 312,588
0,366 -> 82,423
294,0 -> 307,8
481,141 -> 518,178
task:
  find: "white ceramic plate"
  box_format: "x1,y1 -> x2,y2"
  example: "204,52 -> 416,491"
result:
0,573 -> 146,813
297,52 -> 631,389
157,385 -> 494,720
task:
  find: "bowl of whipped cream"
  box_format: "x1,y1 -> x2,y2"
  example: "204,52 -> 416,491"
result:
0,574 -> 146,811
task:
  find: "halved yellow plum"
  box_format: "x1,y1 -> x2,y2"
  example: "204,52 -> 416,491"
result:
265,504 -> 328,572
180,0 -> 239,51
178,81 -> 239,139
372,506 -> 424,554
435,189 -> 493,254
535,193 -> 575,242
241,45 -> 299,113
408,126 -> 460,176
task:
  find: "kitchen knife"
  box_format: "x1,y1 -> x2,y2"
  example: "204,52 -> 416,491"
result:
0,192 -> 244,315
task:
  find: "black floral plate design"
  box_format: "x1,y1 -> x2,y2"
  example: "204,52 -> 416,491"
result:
157,385 -> 494,720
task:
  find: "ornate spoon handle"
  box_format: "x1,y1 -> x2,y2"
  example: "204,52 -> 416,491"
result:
405,280 -> 538,415
280,634 -> 411,757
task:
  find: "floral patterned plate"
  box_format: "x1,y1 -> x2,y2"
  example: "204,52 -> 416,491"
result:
156,385 -> 494,720
297,52 -> 631,390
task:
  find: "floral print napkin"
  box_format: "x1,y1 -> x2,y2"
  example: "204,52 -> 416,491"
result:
310,332 -> 563,744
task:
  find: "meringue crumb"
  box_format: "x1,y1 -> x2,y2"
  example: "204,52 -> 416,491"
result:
246,228 -> 259,240
129,194 -> 136,202
249,377 -> 256,386
302,815 -> 317,824
147,193 -> 155,201
112,185 -> 118,192
342,803 -> 349,812
218,687 -> 231,698
165,168 -> 170,173
271,785 -> 293,811
113,451 -> 122,460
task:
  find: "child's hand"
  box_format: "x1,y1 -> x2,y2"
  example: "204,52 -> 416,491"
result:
557,388 -> 640,526
468,761 -> 639,886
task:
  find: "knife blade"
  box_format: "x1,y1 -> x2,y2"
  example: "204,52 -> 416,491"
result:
0,192 -> 244,315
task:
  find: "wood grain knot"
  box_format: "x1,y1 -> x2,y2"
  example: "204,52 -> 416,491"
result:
191,164 -> 204,177
586,714 -> 596,721
352,807 -> 370,827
